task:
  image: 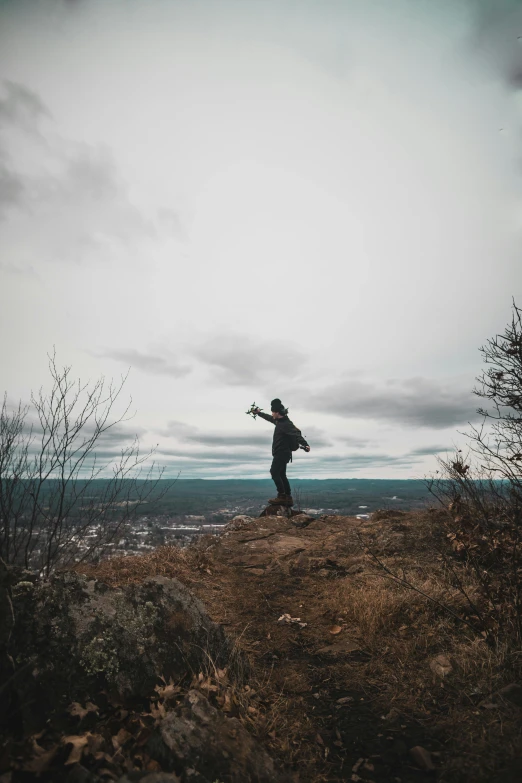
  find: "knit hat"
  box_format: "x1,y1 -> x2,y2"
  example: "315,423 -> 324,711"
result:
270,398 -> 287,414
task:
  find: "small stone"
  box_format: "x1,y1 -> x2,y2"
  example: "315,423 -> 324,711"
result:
409,745 -> 435,771
429,654 -> 453,678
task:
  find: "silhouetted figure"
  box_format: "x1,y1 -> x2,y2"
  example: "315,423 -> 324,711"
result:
251,399 -> 310,506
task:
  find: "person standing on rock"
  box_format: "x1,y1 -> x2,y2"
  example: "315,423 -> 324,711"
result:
250,399 -> 310,507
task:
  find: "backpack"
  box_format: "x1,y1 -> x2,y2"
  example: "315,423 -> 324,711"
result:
288,430 -> 302,452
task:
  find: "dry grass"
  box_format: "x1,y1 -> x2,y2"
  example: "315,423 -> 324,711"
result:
317,523 -> 522,782
75,536 -> 216,588
80,511 -> 522,782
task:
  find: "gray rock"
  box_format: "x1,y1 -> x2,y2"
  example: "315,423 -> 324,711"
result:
149,689 -> 289,782
409,745 -> 435,771
8,572 -> 237,732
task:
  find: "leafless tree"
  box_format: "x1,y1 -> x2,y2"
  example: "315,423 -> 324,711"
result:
0,352 -> 170,574
428,300 -> 522,521
426,301 -> 522,645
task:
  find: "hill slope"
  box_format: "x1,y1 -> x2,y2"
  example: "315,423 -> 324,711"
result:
83,509 -> 522,783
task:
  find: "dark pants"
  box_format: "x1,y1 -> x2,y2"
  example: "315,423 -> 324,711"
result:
270,451 -> 291,495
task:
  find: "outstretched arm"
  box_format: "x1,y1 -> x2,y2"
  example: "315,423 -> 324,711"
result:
253,409 -> 276,425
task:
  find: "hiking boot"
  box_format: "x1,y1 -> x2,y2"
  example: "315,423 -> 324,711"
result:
281,494 -> 294,506
268,492 -> 286,504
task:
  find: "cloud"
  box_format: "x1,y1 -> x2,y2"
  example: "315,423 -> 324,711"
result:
407,444 -> 453,457
0,80 -> 155,263
305,452 -> 417,467
469,2 -> 522,89
335,434 -> 372,448
161,419 -> 271,448
157,447 -> 264,463
192,333 -> 307,386
103,349 -> 192,378
104,331 -> 308,387
302,377 -> 479,429
0,163 -> 24,216
0,80 -> 50,128
160,419 -> 332,449
153,448 -> 425,479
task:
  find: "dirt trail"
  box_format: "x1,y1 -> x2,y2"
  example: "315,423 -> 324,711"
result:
189,512 -> 444,782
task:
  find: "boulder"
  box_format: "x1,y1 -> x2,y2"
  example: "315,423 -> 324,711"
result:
147,689 -> 290,782
7,571 -> 236,733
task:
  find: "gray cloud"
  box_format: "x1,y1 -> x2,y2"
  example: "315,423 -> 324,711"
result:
0,163 -> 24,216
469,3 -> 522,89
0,80 -> 155,263
104,331 -> 307,386
104,350 -> 192,378
153,448 -> 424,479
157,207 -> 186,240
160,419 -> 332,449
302,377 -> 479,429
157,447 -> 264,463
161,419 -> 271,448
306,452 -> 417,467
193,333 -> 307,386
407,444 -> 453,457
0,80 -> 50,128
335,434 -> 372,448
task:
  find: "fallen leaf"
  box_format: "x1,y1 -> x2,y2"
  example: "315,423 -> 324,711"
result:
97,768 -> 118,780
150,701 -> 167,722
63,735 -> 90,765
277,613 -> 307,628
112,728 -> 132,751
67,701 -> 99,720
86,734 -> 105,755
329,625 -> 342,635
21,739 -> 59,773
136,727 -> 153,747
155,678 -> 181,701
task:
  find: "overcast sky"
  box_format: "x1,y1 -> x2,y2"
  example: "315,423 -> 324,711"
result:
1,0 -> 521,480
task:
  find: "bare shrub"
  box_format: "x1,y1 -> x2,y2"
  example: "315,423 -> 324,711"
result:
0,352 -> 170,574
426,301 -> 522,654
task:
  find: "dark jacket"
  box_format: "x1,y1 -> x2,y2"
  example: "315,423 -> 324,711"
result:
256,412 -> 309,456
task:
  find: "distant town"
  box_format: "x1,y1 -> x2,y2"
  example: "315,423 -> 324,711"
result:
87,477 -> 433,559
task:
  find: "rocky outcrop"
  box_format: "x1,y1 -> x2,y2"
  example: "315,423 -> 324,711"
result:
7,572 -> 235,733
1,563 -> 291,783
